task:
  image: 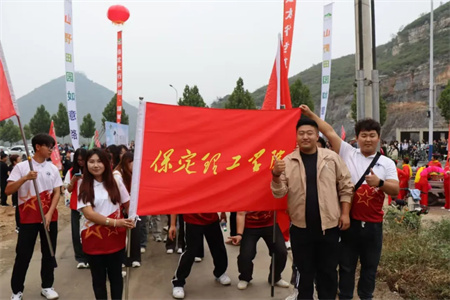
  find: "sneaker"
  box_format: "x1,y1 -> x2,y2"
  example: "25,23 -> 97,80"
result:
163,225 -> 169,231
76,262 -> 87,269
216,273 -> 231,285
441,206 -> 446,209
11,292 -> 23,300
155,236 -> 162,242
140,247 -> 146,253
15,227 -> 19,234
237,280 -> 249,290
177,248 -> 183,254
172,287 -> 185,299
41,288 -> 59,300
122,271 -> 127,278
163,236 -> 167,243
166,249 -> 174,254
194,257 -> 202,262
132,261 -> 141,268
275,279 -> 290,288
85,263 -> 90,268
285,288 -> 299,300
285,241 -> 291,250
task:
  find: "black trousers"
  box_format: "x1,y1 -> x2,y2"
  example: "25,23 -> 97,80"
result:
13,193 -> 20,229
339,219 -> 383,300
125,221 -> 141,266
166,215 -> 185,251
71,209 -> 87,263
172,221 -> 227,287
1,182 -> 7,205
237,224 -> 287,283
86,249 -> 124,300
290,225 -> 340,300
11,221 -> 58,294
229,212 -> 237,236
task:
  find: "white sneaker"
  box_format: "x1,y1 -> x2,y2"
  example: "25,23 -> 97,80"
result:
275,279 -> 290,288
285,241 -> 291,250
132,261 -> 141,268
285,288 -> 299,300
237,280 -> 249,290
177,248 -> 183,254
11,292 -> 23,300
172,287 -> 185,299
41,288 -> 59,300
122,271 -> 127,278
441,206 -> 446,209
194,257 -> 202,262
76,262 -> 87,269
216,273 -> 231,285
155,236 -> 162,242
166,249 -> 174,254
140,247 -> 146,253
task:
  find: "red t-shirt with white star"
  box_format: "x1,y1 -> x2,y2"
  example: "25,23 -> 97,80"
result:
8,159 -> 63,224
77,178 -> 130,255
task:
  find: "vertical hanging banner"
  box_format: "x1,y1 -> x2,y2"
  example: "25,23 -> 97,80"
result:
282,0 -> 297,73
116,31 -> 123,123
319,3 -> 333,121
49,121 -> 62,170
64,0 -> 80,149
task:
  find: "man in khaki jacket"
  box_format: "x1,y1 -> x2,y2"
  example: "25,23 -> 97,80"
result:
271,118 -> 353,300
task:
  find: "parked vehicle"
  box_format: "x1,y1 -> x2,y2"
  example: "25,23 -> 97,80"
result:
0,146 -> 9,155
8,145 -> 34,161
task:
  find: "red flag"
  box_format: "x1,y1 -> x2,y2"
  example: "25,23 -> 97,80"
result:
94,130 -> 101,148
133,103 -> 301,215
262,36 -> 292,110
0,42 -> 18,121
49,121 -> 62,170
282,0 -> 296,74
341,125 -> 346,141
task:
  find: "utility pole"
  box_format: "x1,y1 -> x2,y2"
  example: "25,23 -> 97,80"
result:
428,0 -> 434,160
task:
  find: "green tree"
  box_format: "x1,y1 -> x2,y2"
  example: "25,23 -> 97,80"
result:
0,120 -> 21,146
23,124 -> 32,140
290,79 -> 314,110
80,114 -> 96,139
225,78 -> 256,109
351,91 -> 387,125
52,103 -> 70,139
437,81 -> 450,122
101,94 -> 129,128
178,85 -> 207,107
29,105 -> 51,135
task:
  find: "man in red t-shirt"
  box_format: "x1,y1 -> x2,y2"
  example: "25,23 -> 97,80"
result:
169,213 -> 231,299
228,211 -> 288,290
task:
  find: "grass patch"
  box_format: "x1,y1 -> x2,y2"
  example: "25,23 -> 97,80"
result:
379,208 -> 450,299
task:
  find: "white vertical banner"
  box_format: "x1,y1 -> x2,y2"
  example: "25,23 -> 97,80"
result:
319,3 -> 333,121
64,0 -> 80,149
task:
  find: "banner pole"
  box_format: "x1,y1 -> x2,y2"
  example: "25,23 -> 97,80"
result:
16,115 -> 57,268
124,228 -> 131,300
271,210 -> 277,297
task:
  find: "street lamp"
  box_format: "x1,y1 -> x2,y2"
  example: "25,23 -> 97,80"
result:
169,84 -> 178,104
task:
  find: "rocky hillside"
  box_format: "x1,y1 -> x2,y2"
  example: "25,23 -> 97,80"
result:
212,2 -> 450,140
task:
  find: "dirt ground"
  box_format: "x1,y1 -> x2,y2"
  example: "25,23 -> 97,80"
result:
0,196 -> 448,299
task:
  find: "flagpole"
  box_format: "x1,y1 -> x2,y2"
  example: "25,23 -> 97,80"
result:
16,115 -> 57,268
124,228 -> 131,300
271,210 -> 277,297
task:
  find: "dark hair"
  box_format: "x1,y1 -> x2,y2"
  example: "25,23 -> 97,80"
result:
114,151 -> 134,193
354,118 -> 381,137
318,136 -> 327,148
72,148 -> 87,175
9,154 -> 20,164
106,145 -> 121,169
118,144 -> 128,153
31,133 -> 55,152
1,152 -> 7,159
79,148 -> 121,207
296,117 -> 319,131
403,157 -> 409,164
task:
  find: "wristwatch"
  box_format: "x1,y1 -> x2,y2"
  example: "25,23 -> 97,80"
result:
378,179 -> 384,188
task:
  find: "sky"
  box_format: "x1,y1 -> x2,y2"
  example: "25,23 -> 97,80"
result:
0,0 -> 447,108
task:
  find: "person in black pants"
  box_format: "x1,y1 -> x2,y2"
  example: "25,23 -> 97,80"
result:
169,213 -> 231,299
228,211 -> 288,290
271,118 -> 354,300
8,155 -> 22,232
0,152 -> 9,206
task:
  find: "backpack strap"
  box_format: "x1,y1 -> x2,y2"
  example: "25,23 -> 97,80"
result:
354,152 -> 381,192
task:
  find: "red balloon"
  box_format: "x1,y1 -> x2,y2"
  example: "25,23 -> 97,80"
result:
107,5 -> 130,24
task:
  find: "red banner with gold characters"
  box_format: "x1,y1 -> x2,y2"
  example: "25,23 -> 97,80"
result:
283,0 -> 296,73
131,103 -> 301,216
116,31 -> 123,123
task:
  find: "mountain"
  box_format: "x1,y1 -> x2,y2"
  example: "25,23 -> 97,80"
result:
211,2 -> 450,140
16,72 -> 137,144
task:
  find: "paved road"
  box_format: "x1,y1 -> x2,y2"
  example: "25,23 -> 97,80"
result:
0,223 -> 294,300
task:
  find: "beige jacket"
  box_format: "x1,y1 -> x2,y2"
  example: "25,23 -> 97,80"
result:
271,148 -> 354,231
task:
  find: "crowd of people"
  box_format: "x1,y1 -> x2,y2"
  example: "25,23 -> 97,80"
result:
0,112 -> 449,300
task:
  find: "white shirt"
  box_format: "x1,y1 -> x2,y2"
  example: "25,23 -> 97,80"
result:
339,141 -> 398,184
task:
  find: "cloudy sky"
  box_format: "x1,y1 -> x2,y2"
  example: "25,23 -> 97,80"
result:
0,0 -> 446,107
